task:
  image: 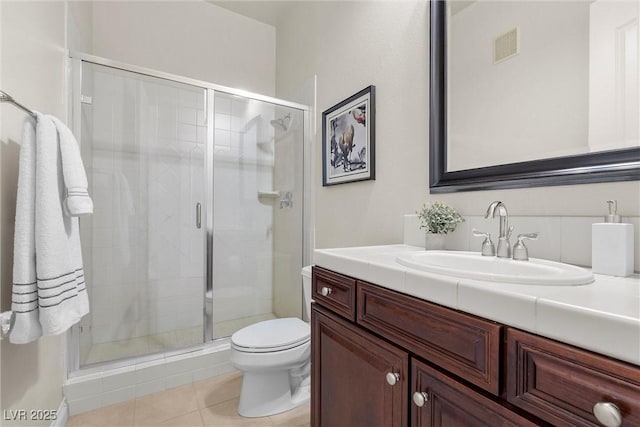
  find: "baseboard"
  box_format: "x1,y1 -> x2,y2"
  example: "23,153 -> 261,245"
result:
50,398 -> 68,427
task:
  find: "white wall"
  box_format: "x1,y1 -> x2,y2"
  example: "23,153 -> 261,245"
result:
67,1 -> 93,54
91,1 -> 276,96
448,1 -> 590,170
277,1 -> 431,248
276,1 -> 640,250
0,1 -> 67,424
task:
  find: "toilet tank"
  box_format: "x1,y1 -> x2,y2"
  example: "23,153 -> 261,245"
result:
301,266 -> 313,322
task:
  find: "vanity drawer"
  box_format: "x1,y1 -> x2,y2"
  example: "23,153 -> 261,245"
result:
507,328 -> 640,427
357,281 -> 502,395
312,267 -> 356,321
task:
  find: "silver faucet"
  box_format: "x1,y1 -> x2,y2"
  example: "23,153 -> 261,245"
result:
472,229 -> 495,256
512,233 -> 539,261
280,191 -> 293,209
485,201 -> 513,258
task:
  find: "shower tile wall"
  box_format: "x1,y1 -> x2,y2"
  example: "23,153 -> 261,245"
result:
80,66 -> 205,364
212,94 -> 274,334
273,108 -> 304,320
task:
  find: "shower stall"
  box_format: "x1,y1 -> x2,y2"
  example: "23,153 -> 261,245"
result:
67,53 -> 310,371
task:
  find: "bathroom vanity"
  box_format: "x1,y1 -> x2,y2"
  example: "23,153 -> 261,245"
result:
310,245 -> 640,427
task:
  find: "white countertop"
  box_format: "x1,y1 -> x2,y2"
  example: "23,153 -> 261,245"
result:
314,244 -> 640,366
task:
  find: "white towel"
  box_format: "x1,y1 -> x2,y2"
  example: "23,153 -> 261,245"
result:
10,113 -> 91,344
49,116 -> 93,216
10,117 -> 41,342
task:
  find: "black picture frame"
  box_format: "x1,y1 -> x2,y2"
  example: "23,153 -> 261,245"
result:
429,0 -> 640,193
322,86 -> 376,186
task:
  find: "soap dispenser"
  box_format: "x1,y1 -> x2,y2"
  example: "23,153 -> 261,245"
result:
591,200 -> 634,277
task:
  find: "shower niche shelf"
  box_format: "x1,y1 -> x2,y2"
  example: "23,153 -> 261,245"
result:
257,191 -> 280,199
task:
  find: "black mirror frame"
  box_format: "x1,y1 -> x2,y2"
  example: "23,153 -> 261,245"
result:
429,0 -> 640,194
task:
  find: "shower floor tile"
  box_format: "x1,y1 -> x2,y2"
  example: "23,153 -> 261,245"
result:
84,326 -> 203,365
82,313 -> 279,366
213,313 -> 277,339
66,371 -> 311,427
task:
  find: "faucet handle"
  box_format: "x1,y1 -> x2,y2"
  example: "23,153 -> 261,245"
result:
517,232 -> 539,241
472,229 -> 496,256
472,229 -> 489,237
512,232 -> 539,261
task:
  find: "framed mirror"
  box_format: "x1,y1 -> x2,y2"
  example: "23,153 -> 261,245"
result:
429,0 -> 640,193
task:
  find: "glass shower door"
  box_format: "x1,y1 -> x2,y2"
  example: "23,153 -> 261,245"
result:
78,62 -> 206,366
211,92 -> 304,338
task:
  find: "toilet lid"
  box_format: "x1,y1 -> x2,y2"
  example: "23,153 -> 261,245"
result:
231,318 -> 310,352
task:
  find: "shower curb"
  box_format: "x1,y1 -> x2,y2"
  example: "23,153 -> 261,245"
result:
64,341 -> 234,416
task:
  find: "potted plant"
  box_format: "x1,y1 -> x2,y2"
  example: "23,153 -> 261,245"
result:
417,201 -> 464,250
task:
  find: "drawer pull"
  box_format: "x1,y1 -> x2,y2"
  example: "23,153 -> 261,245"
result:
386,372 -> 400,386
320,286 -> 333,296
593,402 -> 622,427
412,391 -> 429,407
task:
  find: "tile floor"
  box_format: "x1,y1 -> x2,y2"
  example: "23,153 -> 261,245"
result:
66,372 -> 310,427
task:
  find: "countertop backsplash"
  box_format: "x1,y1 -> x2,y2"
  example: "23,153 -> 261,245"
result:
404,214 -> 640,273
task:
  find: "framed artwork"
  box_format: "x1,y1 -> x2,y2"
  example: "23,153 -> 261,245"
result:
322,85 -> 375,186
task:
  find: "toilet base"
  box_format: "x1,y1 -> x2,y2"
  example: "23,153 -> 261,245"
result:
237,370 -> 310,418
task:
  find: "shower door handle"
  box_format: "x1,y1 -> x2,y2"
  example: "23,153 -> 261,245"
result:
196,203 -> 202,229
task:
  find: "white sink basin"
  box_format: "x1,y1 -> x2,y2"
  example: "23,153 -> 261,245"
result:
396,251 -> 594,286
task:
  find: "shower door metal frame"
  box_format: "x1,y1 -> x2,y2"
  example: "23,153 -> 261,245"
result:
204,88 -> 215,343
66,51 -> 310,375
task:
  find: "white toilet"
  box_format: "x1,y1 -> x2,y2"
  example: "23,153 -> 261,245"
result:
230,266 -> 313,417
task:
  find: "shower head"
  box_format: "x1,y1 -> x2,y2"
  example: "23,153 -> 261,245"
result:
270,114 -> 291,132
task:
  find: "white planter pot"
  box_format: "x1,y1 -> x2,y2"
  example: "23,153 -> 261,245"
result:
425,233 -> 446,250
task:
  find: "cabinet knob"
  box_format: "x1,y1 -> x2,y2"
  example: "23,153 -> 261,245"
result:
320,286 -> 332,296
412,391 -> 429,407
593,402 -> 622,427
385,372 -> 400,386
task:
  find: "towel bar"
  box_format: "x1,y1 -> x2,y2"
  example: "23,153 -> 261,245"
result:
0,90 -> 36,118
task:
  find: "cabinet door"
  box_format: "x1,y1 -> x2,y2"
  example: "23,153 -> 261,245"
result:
358,281 -> 502,395
507,328 -> 640,427
411,358 -> 539,427
312,305 -> 408,427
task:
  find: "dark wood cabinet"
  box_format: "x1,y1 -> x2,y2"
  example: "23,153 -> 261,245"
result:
358,281 -> 502,395
507,328 -> 640,427
311,266 -> 640,427
312,266 -> 356,321
411,358 -> 538,427
312,304 -> 408,427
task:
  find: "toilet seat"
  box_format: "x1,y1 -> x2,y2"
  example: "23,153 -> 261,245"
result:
231,318 -> 310,353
